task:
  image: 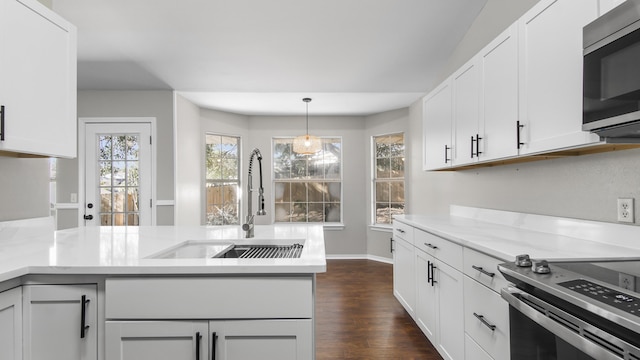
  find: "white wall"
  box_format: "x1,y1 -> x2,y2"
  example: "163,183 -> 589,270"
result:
0,158 -> 49,221
174,93 -> 202,225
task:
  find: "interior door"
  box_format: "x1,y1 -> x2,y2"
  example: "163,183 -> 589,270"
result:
84,122 -> 152,226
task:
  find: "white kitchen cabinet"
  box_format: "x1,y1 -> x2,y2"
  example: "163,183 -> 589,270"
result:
423,79 -> 453,170
452,56 -> 481,166
23,284 -> 98,360
106,319 -> 312,360
599,0 -> 626,15
479,22 -> 520,160
210,320 -> 312,360
0,287 -> 22,360
0,0 -> 77,158
393,230 -> 416,317
435,258 -> 465,360
105,321 -> 208,360
518,0 -> 600,155
415,249 -> 437,342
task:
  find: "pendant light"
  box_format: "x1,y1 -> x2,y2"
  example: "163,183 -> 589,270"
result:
293,98 -> 321,155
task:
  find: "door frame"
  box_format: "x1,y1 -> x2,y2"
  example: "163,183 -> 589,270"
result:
78,117 -> 158,227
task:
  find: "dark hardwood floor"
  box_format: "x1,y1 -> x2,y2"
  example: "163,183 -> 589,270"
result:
316,259 -> 443,360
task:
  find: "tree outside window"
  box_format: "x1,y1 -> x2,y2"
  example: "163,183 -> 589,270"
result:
273,137 -> 342,223
374,133 -> 405,225
205,134 -> 240,225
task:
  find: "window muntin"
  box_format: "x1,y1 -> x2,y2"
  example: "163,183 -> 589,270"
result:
273,137 -> 342,223
373,133 -> 405,225
205,134 -> 240,225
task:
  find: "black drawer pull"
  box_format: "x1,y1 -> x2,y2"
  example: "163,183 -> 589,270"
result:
474,313 -> 497,331
80,295 -> 90,339
424,243 -> 438,250
396,229 -> 405,234
0,105 -> 4,141
195,332 -> 202,360
472,265 -> 495,278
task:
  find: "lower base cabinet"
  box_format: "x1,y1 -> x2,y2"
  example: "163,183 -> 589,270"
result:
23,284 -> 98,360
0,287 -> 22,360
106,319 -> 312,360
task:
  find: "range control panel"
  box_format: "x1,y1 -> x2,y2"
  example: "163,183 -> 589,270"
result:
559,279 -> 640,317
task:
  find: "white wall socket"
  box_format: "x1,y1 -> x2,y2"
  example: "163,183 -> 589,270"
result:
617,198 -> 634,223
619,273 -> 636,291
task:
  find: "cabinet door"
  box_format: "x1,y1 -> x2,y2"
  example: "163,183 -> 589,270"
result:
210,320 -> 312,360
518,0 -> 600,154
480,22 -> 520,160
393,237 -> 416,316
415,249 -> 437,343
23,284 -> 97,360
105,321 -> 208,360
0,287 -> 22,360
435,260 -> 464,360
423,79 -> 453,170
0,0 -> 77,157
452,57 -> 481,166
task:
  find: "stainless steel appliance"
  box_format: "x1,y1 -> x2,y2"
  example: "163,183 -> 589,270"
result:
583,0 -> 640,140
498,255 -> 640,360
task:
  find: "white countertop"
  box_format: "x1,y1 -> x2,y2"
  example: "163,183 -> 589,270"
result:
395,206 -> 640,262
0,221 -> 326,283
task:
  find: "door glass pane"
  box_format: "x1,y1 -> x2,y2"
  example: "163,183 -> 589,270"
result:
97,133 -> 143,226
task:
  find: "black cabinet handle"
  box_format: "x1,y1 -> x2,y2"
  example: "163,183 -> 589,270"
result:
470,136 -> 475,158
472,265 -> 495,278
474,312 -> 497,331
396,229 -> 405,234
424,243 -> 438,250
516,121 -> 525,149
444,145 -> 451,163
80,295 -> 90,339
195,332 -> 202,360
430,262 -> 437,286
0,105 -> 4,141
427,260 -> 432,284
390,238 -> 394,253
211,332 -> 217,360
476,134 -> 483,157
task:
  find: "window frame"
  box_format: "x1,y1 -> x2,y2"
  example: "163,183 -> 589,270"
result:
204,133 -> 242,226
372,132 -> 405,226
272,136 -> 344,226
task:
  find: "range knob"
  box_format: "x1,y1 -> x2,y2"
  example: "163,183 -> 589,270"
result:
532,260 -> 551,274
515,254 -> 532,267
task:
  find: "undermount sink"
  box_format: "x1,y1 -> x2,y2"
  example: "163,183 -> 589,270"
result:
148,240 -> 304,259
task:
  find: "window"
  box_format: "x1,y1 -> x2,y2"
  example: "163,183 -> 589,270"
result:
205,134 -> 240,225
373,133 -> 405,225
273,137 -> 342,223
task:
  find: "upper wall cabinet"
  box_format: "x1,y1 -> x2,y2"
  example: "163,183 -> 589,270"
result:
423,79 -> 453,170
517,0 -> 600,155
452,56 -> 481,167
479,22 -> 520,161
0,0 -> 77,158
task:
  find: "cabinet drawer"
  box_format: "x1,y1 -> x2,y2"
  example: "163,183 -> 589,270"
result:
106,276 -> 313,319
463,276 -> 509,360
392,221 -> 414,245
415,229 -> 462,269
463,248 -> 509,293
465,334 -> 494,360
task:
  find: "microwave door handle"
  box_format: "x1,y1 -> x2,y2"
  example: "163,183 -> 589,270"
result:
501,287 -> 638,360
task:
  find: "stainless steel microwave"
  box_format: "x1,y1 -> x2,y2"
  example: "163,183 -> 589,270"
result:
583,0 -> 640,140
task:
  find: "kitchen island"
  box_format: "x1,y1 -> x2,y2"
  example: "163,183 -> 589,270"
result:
0,220 -> 326,360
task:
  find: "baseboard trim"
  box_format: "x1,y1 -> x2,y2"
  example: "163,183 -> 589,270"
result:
326,254 -> 393,264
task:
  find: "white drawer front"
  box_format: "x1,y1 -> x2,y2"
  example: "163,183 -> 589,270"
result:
415,228 -> 463,269
463,276 -> 509,360
465,334 -> 494,360
463,248 -> 509,294
392,221 -> 414,245
106,277 -> 313,319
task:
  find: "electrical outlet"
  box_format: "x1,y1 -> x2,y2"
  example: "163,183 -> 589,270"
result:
617,198 -> 634,223
619,273 -> 636,291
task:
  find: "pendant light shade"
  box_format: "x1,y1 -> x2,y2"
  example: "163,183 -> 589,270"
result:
293,98 -> 321,155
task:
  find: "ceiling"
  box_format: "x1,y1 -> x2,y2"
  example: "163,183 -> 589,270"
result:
51,0 -> 487,116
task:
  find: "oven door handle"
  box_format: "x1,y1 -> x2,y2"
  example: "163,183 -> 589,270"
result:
501,286 -> 640,360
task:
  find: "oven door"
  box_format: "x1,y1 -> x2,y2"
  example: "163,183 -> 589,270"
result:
501,287 -> 640,360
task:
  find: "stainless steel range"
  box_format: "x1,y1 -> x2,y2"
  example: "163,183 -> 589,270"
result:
498,255 -> 640,360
